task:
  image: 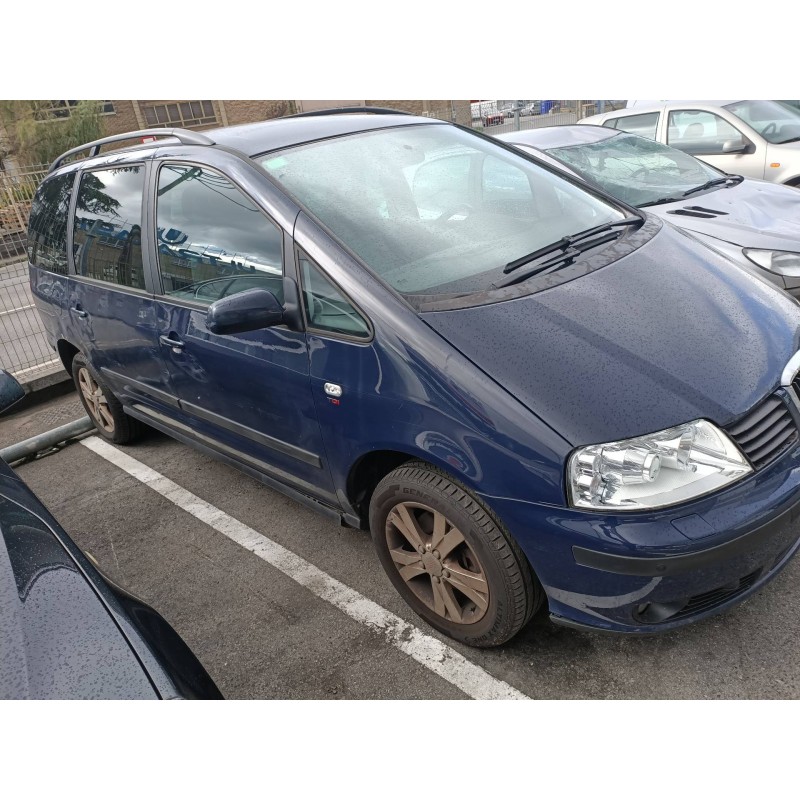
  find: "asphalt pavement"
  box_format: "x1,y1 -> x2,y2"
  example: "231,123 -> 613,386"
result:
3,389 -> 800,700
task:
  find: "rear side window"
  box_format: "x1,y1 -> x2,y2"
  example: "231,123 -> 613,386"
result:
27,173 -> 73,274
73,167 -> 146,290
155,164 -> 284,305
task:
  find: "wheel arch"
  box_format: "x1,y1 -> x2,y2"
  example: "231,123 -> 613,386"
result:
346,449 -> 419,527
784,175 -> 800,187
56,339 -> 81,377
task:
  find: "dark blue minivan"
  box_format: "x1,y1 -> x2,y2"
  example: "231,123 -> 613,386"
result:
26,109 -> 800,646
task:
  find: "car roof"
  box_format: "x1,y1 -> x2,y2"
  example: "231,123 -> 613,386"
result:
497,125 -> 618,149
210,112 -> 441,157
47,112 -> 445,176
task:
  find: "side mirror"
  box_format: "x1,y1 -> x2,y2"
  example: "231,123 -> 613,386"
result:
0,369 -> 25,415
207,288 -> 284,335
721,138 -> 749,154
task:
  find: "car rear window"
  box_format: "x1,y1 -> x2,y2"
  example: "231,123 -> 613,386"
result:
27,173 -> 74,275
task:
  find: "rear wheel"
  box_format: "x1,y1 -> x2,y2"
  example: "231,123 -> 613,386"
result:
72,353 -> 144,444
369,461 -> 543,647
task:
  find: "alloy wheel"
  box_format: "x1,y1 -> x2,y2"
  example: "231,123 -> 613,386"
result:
77,367 -> 115,434
385,501 -> 490,625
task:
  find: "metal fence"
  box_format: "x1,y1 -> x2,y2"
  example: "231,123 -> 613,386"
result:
0,163 -> 55,377
0,102 -> 626,379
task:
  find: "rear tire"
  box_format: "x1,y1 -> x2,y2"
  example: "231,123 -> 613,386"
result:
72,353 -> 144,444
369,461 -> 543,647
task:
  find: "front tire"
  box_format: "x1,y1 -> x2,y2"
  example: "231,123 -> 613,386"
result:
369,461 -> 543,647
72,353 -> 144,444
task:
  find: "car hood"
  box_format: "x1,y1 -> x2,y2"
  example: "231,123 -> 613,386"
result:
0,462 -> 156,699
645,179 -> 800,251
422,223 -> 800,446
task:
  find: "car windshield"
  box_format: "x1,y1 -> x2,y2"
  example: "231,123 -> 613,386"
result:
260,124 -> 624,296
545,132 -> 722,206
723,100 -> 800,144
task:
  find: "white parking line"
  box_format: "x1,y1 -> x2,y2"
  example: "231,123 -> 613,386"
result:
80,436 -> 529,700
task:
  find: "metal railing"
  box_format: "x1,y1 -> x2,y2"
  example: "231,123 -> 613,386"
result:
0,163 -> 57,377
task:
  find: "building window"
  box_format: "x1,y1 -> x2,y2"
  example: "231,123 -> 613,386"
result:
142,101 -> 217,129
33,101 -> 115,121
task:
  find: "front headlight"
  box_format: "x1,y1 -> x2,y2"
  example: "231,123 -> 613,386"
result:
743,249 -> 800,277
568,420 -> 752,511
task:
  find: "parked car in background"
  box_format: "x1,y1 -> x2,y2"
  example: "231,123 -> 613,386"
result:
26,109 -> 800,646
497,125 -> 800,297
483,111 -> 505,127
522,102 -> 541,116
580,100 -> 800,185
0,370 -> 222,699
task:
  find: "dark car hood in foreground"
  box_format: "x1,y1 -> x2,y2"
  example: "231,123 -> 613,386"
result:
0,465 -> 157,699
424,223 -> 800,446
0,459 -> 221,699
649,178 -> 800,250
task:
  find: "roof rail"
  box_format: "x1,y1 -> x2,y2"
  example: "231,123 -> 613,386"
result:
48,128 -> 216,173
288,106 -> 413,119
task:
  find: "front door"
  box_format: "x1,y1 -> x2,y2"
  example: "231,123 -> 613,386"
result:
149,161 -> 335,501
665,109 -> 767,179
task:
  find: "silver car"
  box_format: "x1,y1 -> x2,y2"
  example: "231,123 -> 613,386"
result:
497,125 -> 800,297
578,100 -> 800,186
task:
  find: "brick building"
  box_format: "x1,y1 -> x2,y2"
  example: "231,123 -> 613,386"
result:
100,99 -> 472,135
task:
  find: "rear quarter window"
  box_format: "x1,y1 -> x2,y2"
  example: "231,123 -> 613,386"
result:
27,173 -> 74,274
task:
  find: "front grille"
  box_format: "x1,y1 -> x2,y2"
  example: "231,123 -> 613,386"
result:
725,394 -> 798,470
792,373 -> 800,400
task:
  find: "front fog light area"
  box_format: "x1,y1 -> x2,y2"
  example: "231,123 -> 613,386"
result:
569,420 -> 752,511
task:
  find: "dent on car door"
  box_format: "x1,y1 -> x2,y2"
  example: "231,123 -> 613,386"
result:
68,164 -> 175,409
150,162 -> 336,500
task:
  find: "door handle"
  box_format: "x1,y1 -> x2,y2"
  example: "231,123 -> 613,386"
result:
159,334 -> 185,352
71,306 -> 88,319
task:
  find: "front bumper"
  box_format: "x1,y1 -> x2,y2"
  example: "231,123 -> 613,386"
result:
481,440 -> 800,633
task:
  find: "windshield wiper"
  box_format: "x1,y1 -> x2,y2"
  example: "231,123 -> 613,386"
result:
639,196 -> 684,207
502,216 -> 644,275
777,136 -> 800,144
682,174 -> 744,197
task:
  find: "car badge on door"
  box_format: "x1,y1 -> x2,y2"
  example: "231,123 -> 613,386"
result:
324,383 -> 343,397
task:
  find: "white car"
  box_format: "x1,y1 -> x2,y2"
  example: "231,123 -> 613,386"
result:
579,100 -> 800,186
497,124 -> 800,298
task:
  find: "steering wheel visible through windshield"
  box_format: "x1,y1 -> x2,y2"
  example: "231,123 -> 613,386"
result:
260,124 -> 626,298
723,100 -> 800,144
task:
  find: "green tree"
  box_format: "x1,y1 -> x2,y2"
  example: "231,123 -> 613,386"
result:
0,101 -> 106,167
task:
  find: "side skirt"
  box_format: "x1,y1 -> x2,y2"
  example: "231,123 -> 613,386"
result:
124,403 -> 362,529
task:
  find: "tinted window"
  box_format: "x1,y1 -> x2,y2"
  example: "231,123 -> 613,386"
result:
156,165 -> 283,305
27,173 -> 73,274
73,167 -> 145,289
612,112 -> 659,139
298,253 -> 369,339
667,111 -> 743,154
